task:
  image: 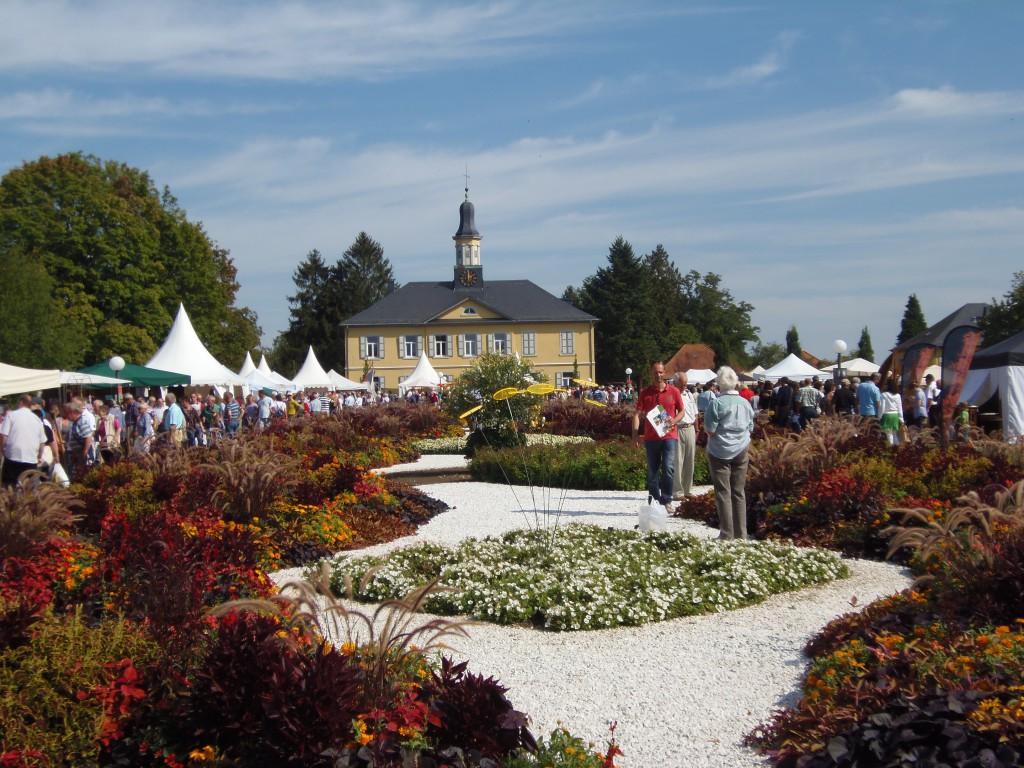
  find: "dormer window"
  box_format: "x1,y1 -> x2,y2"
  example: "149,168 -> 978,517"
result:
462,307 -> 478,316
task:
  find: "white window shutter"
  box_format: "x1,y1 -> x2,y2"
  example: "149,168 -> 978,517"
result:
360,336 -> 367,359
427,335 -> 435,356
397,336 -> 405,359
418,335 -> 424,357
458,334 -> 465,357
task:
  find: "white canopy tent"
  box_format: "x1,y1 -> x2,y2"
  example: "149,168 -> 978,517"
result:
760,354 -> 829,382
0,361 -> 130,397
146,304 -> 244,387
684,368 -> 717,385
750,365 -> 766,378
256,355 -> 298,391
822,357 -> 880,377
327,369 -> 370,391
238,351 -> 257,378
399,351 -> 442,394
290,347 -> 332,390
961,330 -> 1024,443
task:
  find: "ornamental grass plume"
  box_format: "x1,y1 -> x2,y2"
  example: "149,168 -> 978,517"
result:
227,563 -> 471,712
0,471 -> 82,560
204,438 -> 299,524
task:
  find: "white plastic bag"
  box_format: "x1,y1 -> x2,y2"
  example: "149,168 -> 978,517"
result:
50,462 -> 70,488
638,497 -> 667,532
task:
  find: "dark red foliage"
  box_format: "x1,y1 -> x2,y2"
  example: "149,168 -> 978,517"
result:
423,656 -> 537,760
185,611 -> 364,766
0,551 -> 57,649
539,400 -> 632,440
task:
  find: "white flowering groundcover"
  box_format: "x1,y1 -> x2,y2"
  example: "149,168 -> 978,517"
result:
325,523 -> 850,631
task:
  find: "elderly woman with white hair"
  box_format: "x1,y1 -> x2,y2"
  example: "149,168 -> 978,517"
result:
703,365 -> 756,540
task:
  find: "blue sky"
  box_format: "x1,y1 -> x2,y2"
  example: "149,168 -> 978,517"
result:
2,1 -> 1022,365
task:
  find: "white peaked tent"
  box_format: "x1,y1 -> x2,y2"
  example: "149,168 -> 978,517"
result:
145,305 -> 243,387
822,357 -> 880,377
750,365 -> 766,378
238,351 -> 257,378
257,354 -> 297,391
684,368 -> 717,385
328,369 -> 369,391
291,346 -> 332,390
761,354 -> 828,382
399,351 -> 441,394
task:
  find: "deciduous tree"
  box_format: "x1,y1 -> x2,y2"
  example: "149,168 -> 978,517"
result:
0,152 -> 260,369
979,271 -> 1024,346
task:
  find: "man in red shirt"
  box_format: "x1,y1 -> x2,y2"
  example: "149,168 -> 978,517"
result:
631,361 -> 684,513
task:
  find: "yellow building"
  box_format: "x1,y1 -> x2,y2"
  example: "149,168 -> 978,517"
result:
341,193 -> 597,390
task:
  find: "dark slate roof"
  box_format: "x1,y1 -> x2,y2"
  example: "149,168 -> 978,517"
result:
341,280 -> 597,326
896,303 -> 989,351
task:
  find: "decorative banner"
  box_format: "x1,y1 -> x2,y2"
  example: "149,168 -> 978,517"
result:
900,343 -> 934,390
941,325 -> 983,424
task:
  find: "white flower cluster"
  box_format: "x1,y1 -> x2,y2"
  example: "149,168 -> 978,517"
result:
328,524 -> 849,631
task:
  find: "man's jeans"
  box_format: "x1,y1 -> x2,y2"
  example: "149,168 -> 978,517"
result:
644,438 -> 677,505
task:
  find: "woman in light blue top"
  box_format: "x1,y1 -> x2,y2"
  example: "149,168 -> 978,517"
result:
704,366 -> 755,540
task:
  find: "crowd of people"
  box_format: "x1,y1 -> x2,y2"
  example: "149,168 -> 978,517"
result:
0,385 -> 395,488
628,362 -> 962,544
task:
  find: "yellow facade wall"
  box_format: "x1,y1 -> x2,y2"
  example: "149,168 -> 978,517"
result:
344,320 -> 595,391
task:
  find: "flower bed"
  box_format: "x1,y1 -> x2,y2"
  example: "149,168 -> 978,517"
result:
326,523 -> 849,630
0,416 -> 621,767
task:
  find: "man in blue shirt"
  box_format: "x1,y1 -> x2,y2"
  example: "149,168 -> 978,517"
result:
856,373 -> 883,418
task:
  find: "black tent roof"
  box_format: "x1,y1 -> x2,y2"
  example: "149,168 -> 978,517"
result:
895,303 -> 989,351
970,330 -> 1024,370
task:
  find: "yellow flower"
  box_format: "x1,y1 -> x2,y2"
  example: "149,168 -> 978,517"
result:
188,745 -> 217,762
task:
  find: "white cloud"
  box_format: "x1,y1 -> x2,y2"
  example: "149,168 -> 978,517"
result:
890,86 -> 1024,118
704,31 -> 801,89
0,0 -> 609,81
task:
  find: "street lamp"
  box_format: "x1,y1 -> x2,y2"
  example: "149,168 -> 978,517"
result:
831,340 -> 847,385
109,355 -> 125,402
625,367 -> 632,387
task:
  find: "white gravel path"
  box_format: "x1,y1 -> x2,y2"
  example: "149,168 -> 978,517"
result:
272,455 -> 912,768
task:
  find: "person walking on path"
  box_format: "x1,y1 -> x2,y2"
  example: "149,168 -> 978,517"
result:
0,394 -> 47,487
631,361 -> 684,514
672,372 -> 698,501
704,366 -> 755,540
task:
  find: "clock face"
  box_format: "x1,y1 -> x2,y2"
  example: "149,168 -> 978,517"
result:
459,268 -> 477,286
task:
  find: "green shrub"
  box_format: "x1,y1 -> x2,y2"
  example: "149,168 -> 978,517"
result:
469,440 -> 645,490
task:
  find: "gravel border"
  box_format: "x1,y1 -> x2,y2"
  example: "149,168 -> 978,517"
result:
273,456 -> 912,768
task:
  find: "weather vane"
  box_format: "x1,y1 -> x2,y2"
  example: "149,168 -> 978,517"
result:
463,166 -> 470,200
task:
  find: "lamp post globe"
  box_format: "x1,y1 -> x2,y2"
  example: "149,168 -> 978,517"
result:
831,340 -> 847,385
109,355 -> 126,374
625,367 -> 632,386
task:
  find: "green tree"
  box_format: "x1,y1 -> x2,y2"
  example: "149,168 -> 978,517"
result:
575,237 -> 659,382
677,271 -> 758,368
979,271 -> 1024,346
0,152 -> 260,368
0,246 -> 87,367
443,353 -> 547,430
785,326 -> 801,356
749,340 -> 786,368
275,234 -> 396,375
897,294 -> 928,345
856,326 -> 876,363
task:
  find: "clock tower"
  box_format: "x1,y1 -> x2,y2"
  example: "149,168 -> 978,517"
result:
453,187 -> 482,289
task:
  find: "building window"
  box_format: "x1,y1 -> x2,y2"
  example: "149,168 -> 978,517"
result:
461,333 -> 480,358
560,330 -> 575,355
361,335 -> 383,360
430,334 -> 450,358
461,307 -> 478,316
490,332 -> 511,355
521,331 -> 536,357
556,371 -> 576,389
400,335 -> 421,359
